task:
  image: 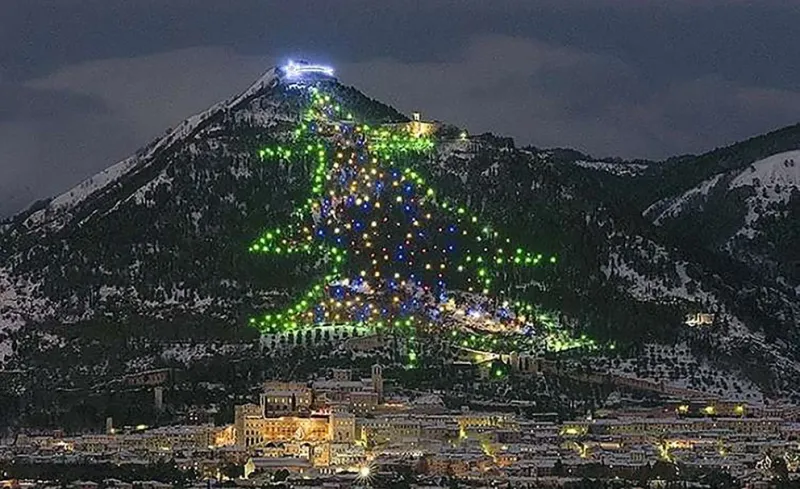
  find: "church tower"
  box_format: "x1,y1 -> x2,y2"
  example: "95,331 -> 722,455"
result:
371,364 -> 384,403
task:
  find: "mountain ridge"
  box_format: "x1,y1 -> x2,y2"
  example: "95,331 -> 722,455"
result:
1,66 -> 800,422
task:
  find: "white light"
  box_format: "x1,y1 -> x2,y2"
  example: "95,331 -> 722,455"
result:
283,60 -> 335,78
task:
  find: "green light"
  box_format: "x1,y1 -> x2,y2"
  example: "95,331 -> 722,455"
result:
246,86 -> 594,355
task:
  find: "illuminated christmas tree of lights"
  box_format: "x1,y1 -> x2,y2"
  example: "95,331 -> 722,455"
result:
249,80 -> 596,357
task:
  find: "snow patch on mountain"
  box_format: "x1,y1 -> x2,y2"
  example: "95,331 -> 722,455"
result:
231,68 -> 280,107
161,342 -> 253,366
132,172 -> 174,206
19,69 -> 284,235
574,160 -> 649,177
646,174 -> 725,225
602,235 -> 712,305
0,268 -> 56,365
730,151 -> 800,192
646,150 -> 800,230
23,156 -> 140,230
432,139 -> 475,184
729,150 -> 800,229
0,269 -> 19,362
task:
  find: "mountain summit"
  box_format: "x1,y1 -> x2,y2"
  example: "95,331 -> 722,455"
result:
2,64 -> 800,413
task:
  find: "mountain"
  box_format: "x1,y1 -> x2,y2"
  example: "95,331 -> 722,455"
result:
1,66 -> 799,427
646,150 -> 800,270
643,150 -> 800,346
0,69 -> 405,385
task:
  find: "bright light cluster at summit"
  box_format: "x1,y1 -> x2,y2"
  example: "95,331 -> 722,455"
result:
249,74 -> 597,356
282,60 -> 335,79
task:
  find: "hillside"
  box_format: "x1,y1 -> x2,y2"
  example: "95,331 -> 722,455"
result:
1,66 -> 800,429
642,151 -> 800,345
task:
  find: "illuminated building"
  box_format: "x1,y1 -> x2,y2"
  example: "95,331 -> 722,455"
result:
457,413 -> 518,434
685,312 -> 715,326
329,443 -> 367,466
330,412 -> 356,443
260,381 -> 312,415
238,407 -> 325,446
244,457 -> 312,478
234,405 -> 330,448
311,364 -> 384,412
357,414 -> 461,447
234,400 -> 357,453
348,390 -> 380,415
407,111 -> 440,138
381,112 -> 439,138
358,417 -> 422,446
125,425 -> 223,451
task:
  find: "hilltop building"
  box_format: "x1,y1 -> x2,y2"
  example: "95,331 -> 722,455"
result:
384,111 -> 441,138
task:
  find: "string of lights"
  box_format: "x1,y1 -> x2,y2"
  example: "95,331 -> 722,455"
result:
248,82 -> 598,357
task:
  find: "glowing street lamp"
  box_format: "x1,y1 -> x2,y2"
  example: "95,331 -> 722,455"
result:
356,462 -> 375,485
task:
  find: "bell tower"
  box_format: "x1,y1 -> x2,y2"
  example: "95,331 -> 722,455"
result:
371,364 -> 384,403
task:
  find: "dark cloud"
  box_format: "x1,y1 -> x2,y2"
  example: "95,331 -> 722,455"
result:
2,1 -> 800,216
0,85 -> 108,121
0,114 -> 136,218
0,83 -> 115,217
3,0 -> 800,88
0,47 -> 269,218
339,36 -> 800,158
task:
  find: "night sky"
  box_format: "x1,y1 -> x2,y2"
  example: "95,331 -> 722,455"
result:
2,0 -> 800,217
